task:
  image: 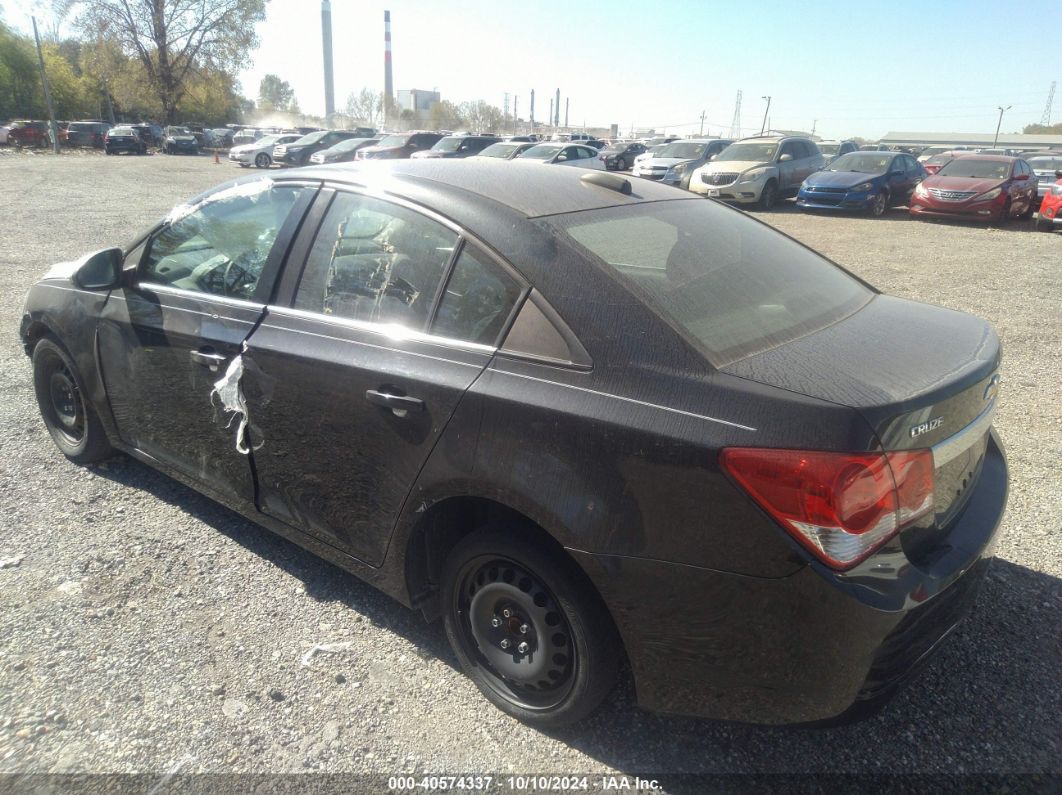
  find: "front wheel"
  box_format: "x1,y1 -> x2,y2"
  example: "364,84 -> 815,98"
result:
441,530 -> 620,728
1037,214 -> 1053,232
616,157 -> 627,171
758,179 -> 779,211
32,338 -> 114,464
254,153 -> 270,168
995,199 -> 1011,225
869,191 -> 888,217
1019,196 -> 1036,220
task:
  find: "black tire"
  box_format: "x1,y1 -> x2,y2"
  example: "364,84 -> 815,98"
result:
32,338 -> 114,464
995,199 -> 1011,225
441,529 -> 620,728
1019,195 -> 1036,220
616,157 -> 627,171
1037,214 -> 1053,232
255,153 -> 270,168
758,179 -> 779,211
869,191 -> 888,217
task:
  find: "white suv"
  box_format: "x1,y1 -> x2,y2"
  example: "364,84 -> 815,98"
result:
688,136 -> 825,209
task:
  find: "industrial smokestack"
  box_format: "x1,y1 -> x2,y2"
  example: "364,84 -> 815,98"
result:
530,89 -> 535,128
321,1 -> 335,120
384,10 -> 394,127
554,88 -> 560,126
564,98 -> 569,128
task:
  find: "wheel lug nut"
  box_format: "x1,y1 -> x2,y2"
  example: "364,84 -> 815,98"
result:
519,624 -> 529,634
500,639 -> 511,650
490,616 -> 502,628
517,642 -> 529,654
502,609 -> 512,618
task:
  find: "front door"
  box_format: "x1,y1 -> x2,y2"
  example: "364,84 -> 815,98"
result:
97,180 -> 315,505
242,190 -> 525,565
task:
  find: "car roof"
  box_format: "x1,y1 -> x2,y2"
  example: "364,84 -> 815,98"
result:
950,154 -> 1017,162
279,158 -> 689,219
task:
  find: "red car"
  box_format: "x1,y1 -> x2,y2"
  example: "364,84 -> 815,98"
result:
922,151 -> 962,175
7,120 -> 49,147
910,155 -> 1039,223
1036,169 -> 1062,232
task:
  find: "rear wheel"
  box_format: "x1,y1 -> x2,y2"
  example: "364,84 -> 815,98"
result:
758,179 -> 779,211
616,157 -> 627,171
869,191 -> 888,217
255,153 -> 270,168
441,530 -> 620,728
32,338 -> 114,464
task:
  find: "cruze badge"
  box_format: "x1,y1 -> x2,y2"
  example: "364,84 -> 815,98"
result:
910,417 -> 944,439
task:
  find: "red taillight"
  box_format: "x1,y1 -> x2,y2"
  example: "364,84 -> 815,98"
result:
720,448 -> 935,570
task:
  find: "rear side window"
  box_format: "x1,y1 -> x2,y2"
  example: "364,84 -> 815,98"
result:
431,246 -> 523,345
554,200 -> 872,366
293,192 -> 458,330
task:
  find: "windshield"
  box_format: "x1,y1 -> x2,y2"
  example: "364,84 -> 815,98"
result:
937,159 -> 1011,180
331,137 -> 374,152
110,127 -> 135,136
520,144 -> 563,160
69,123 -> 99,132
168,127 -> 191,136
552,200 -> 871,366
376,134 -> 411,148
479,143 -> 522,158
927,153 -> 957,165
294,131 -> 328,145
818,144 -> 840,155
602,144 -> 629,154
715,142 -> 778,162
432,137 -> 464,152
657,142 -> 708,159
1029,157 -> 1062,171
255,135 -> 280,147
828,153 -> 892,174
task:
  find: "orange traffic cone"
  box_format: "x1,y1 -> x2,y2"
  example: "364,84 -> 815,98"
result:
213,149 -> 220,164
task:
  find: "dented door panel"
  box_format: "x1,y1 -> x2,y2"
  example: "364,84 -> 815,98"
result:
97,288 -> 264,503
240,308 -> 493,567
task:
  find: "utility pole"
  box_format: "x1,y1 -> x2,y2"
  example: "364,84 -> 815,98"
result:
993,105 -> 1011,148
530,89 -> 535,134
32,16 -> 60,154
811,119 -> 817,137
513,95 -> 518,135
564,98 -> 569,129
760,96 -> 772,135
548,98 -> 553,133
699,110 -> 706,137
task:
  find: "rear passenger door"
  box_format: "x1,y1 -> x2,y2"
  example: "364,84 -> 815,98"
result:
241,189 -> 526,565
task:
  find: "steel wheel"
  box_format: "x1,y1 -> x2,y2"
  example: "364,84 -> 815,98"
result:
441,530 -> 620,727
32,338 -> 113,464
255,153 -> 270,168
870,191 -> 888,217
47,363 -> 85,446
454,555 -> 576,710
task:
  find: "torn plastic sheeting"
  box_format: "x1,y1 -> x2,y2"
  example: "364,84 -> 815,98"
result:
209,344 -> 261,455
164,177 -> 275,225
300,641 -> 354,667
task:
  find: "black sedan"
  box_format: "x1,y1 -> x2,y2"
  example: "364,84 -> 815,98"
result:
21,161 -> 1007,728
599,141 -> 647,170
104,126 -> 148,155
273,129 -> 362,167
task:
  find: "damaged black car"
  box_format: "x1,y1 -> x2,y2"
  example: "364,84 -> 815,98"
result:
21,160 -> 1007,728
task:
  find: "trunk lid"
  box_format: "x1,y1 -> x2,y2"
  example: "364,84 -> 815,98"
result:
723,295 -> 1001,559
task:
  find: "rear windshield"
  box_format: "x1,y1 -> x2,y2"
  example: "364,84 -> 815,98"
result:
294,131 -> 328,145
1029,157 -> 1062,171
551,200 -> 872,366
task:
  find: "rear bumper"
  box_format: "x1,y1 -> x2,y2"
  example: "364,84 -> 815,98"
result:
571,430 -> 1007,725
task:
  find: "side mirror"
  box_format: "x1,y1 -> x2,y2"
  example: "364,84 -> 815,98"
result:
779,153 -> 794,162
73,248 -> 123,290
708,154 -> 717,161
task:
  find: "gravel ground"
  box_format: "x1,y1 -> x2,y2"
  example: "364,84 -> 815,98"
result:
0,150 -> 1059,789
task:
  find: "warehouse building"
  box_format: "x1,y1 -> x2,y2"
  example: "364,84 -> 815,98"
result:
880,131 -> 1062,152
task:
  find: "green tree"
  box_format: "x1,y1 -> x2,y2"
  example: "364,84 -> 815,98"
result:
58,0 -> 266,123
0,20 -> 40,119
257,73 -> 295,112
1023,122 -> 1062,135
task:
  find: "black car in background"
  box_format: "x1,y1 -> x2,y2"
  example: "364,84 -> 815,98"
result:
130,124 -> 162,147
356,131 -> 444,160
104,126 -> 147,155
599,141 -> 647,170
308,137 -> 382,164
20,161 -> 1007,729
163,126 -> 199,155
473,141 -> 536,160
66,121 -> 111,148
411,135 -> 498,159
273,129 -> 362,167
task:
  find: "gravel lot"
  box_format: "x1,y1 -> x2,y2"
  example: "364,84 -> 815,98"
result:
0,150 -> 1059,789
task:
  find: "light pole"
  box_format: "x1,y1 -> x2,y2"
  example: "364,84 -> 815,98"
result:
760,96 -> 772,135
993,105 -> 1011,148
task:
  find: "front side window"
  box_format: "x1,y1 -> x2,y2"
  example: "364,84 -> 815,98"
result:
294,192 -> 458,329
432,247 -> 523,345
552,199 -> 872,366
142,182 -> 307,300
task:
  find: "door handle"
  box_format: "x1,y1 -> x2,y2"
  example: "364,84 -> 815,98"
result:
365,389 -> 424,415
190,349 -> 227,372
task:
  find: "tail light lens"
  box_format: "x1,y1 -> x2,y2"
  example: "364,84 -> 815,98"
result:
720,448 -> 935,570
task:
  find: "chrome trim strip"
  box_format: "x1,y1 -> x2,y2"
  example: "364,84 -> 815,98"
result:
932,398 -> 996,468
257,323 -> 485,370
266,305 -> 498,355
495,370 -> 757,432
141,283 -> 266,311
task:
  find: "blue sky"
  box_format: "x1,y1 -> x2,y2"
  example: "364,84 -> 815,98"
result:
6,0 -> 1059,138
